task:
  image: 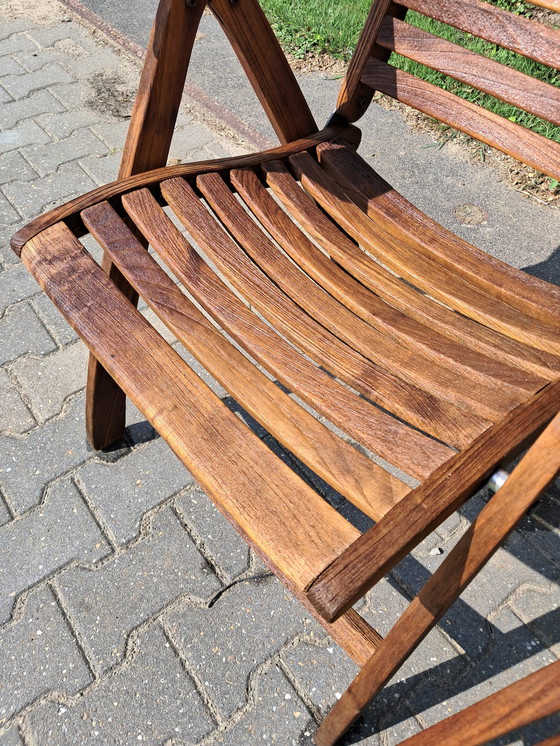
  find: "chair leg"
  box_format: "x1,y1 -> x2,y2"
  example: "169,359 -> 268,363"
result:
315,413 -> 560,744
84,0 -> 207,448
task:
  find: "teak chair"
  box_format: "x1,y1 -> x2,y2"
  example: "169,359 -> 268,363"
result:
10,0 -> 560,742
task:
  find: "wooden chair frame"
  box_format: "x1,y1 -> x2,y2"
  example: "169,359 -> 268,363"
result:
11,0 -> 560,743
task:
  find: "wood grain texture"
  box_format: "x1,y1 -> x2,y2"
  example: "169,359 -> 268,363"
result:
208,0 -> 317,143
362,58 -> 560,181
314,410 -> 560,744
400,0 -> 560,70
263,157 -> 560,381
10,128 -> 344,255
158,177 -> 454,478
307,381 -> 560,621
22,222 -> 360,591
291,149 -> 560,353
81,198 -> 409,521
399,661 -> 560,746
316,140 -> 560,331
377,15 -> 560,126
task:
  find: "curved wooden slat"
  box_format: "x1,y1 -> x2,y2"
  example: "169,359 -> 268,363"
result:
81,199 -> 410,521
400,0 -> 560,70
289,150 -> 560,354
197,171 -> 529,424
22,223 -> 361,591
362,58 -> 560,180
128,182 -> 453,479
316,140 -> 560,329
232,167 -> 546,394
262,158 -> 560,380
377,16 -> 560,126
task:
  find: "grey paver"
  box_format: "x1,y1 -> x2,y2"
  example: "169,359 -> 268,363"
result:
0,119 -> 50,157
166,576 -> 312,718
36,108 -> 98,139
76,437 -> 195,544
215,665 -> 312,746
0,585 -> 92,722
0,57 -> 27,77
31,293 -> 79,346
0,150 -> 39,183
0,191 -> 21,225
10,341 -> 87,422
0,301 -> 56,366
0,477 -> 110,624
3,160 -> 97,218
26,624 -> 215,745
0,391 -> 91,515
56,507 -> 221,672
13,47 -> 65,73
79,151 -> 121,186
0,262 -> 40,315
0,86 -> 12,104
1,62 -> 74,100
175,488 -> 250,581
0,88 -> 64,132
0,368 -> 34,435
0,32 -> 38,55
0,725 -> 24,746
22,127 -> 107,177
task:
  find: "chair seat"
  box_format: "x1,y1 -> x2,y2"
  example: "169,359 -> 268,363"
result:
12,129 -> 560,604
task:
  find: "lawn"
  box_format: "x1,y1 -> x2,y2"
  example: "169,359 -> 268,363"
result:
261,0 -> 560,144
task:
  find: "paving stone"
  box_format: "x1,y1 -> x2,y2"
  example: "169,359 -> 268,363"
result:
0,497 -> 11,528
214,665 -> 312,745
0,391 -> 91,515
509,584 -> 560,648
1,63 -> 74,100
0,21 -> 38,41
3,161 -> 97,218
0,192 -> 21,225
10,341 -> 88,422
0,725 -> 24,745
36,108 -> 98,139
0,120 -> 50,159
76,437 -> 195,544
0,57 -> 27,77
79,151 -> 121,186
13,47 -> 64,73
0,32 -> 38,55
57,508 -> 220,672
22,128 -> 107,177
0,368 -> 34,434
0,585 -> 92,721
26,624 -> 214,745
0,477 -> 110,624
31,293 -> 79,346
61,46 -> 128,80
0,150 -> 38,183
0,86 -> 12,104
175,488 -> 250,581
0,302 -> 56,365
168,124 -> 215,161
89,118 -> 129,149
27,23 -> 85,50
0,262 -> 41,314
47,80 -> 90,109
166,575 -> 312,717
0,88 -> 64,131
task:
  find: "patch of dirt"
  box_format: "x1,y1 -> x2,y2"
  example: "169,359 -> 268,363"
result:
86,70 -> 135,118
288,51 -> 346,76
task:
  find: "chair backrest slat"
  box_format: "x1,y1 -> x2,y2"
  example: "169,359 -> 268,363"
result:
336,0 -> 560,178
377,16 -> 560,126
400,0 -> 560,69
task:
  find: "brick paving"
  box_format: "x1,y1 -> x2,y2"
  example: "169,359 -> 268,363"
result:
0,0 -> 559,744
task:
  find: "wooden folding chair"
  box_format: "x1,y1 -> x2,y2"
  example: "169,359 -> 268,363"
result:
11,0 -> 560,743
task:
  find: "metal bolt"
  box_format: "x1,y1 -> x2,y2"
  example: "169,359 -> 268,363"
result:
487,469 -> 509,494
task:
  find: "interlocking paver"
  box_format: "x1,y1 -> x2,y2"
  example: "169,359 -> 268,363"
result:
0,585 -> 92,722
0,150 -> 38,183
0,88 -> 64,131
175,488 -> 250,581
31,294 -> 79,347
25,624 -> 215,745
165,576 -> 311,718
0,368 -> 34,435
13,48 -> 64,73
79,151 -> 120,186
56,507 -> 221,672
0,725 -> 24,745
0,477 -> 110,624
76,437 -> 195,544
0,57 -> 26,77
0,262 -> 40,315
3,160 -> 97,218
36,109 -> 98,139
0,302 -> 56,366
10,341 -> 87,422
0,119 -> 50,158
0,392 -> 91,515
22,128 -> 107,177
1,62 -> 74,100
0,32 -> 38,55
0,192 -> 21,226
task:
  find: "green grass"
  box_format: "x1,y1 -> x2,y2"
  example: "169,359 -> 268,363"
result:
261,0 -> 560,144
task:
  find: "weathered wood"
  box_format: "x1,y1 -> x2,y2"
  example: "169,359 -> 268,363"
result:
307,382 -> 560,621
362,58 -> 560,181
208,0 -> 317,143
399,660 -> 560,746
314,410 -> 560,744
377,16 -> 560,126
